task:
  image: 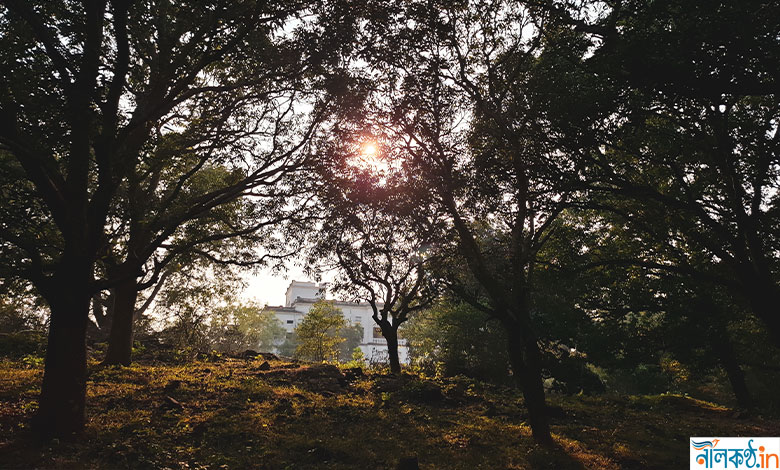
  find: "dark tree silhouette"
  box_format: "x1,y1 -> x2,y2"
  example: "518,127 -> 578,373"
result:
0,0 -> 343,436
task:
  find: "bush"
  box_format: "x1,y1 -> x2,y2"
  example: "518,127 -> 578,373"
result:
294,300 -> 347,362
540,343 -> 606,395
0,331 -> 47,359
402,301 -> 512,384
344,347 -> 366,368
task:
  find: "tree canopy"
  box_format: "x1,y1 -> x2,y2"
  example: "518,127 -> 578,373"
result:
0,0 -> 778,449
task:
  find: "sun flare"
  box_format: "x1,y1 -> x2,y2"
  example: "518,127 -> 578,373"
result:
361,142 -> 378,158
349,140 -> 389,174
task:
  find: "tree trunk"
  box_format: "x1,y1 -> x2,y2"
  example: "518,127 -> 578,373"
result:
747,286 -> 780,349
36,280 -> 91,438
717,344 -> 752,409
103,278 -> 138,366
383,326 -> 402,375
506,321 -> 553,445
709,325 -> 752,409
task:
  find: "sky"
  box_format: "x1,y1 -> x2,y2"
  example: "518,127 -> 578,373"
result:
241,265 -> 336,307
242,266 -> 306,307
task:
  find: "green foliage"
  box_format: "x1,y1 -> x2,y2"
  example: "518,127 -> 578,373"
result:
338,323 -> 364,362
403,300 -> 511,384
294,300 -> 347,362
20,354 -> 45,369
0,331 -> 46,360
276,332 -> 299,358
540,344 -> 606,395
157,263 -> 246,359
0,294 -> 46,335
344,347 -> 366,368
209,303 -> 286,353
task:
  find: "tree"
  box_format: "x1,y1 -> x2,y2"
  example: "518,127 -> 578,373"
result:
98,134 -> 316,366
306,168 -> 440,373
571,211 -> 758,406
294,299 -> 347,362
204,302 -> 287,355
338,322 -> 364,362
402,299 -> 511,383
232,303 -> 287,353
0,286 -> 47,335
344,0 -> 603,443
156,257 -> 246,359
0,0 -> 342,436
545,0 -> 780,348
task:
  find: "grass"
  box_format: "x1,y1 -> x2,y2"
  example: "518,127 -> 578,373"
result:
1,356 -> 779,469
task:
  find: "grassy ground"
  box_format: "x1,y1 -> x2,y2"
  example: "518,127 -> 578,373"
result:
1,356 -> 779,470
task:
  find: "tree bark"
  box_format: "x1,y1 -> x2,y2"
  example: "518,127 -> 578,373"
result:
103,278 -> 138,366
716,342 -> 752,409
709,324 -> 752,409
506,321 -> 553,445
747,286 -> 780,349
382,325 -> 402,375
36,275 -> 91,438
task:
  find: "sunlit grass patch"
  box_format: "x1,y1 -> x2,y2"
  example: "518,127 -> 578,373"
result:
3,358 -> 780,469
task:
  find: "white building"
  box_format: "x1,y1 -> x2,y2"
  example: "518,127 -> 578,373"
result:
268,280 -> 409,364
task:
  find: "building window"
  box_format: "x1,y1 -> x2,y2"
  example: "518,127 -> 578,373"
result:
373,327 -> 383,339
286,320 -> 294,324
355,316 -> 361,323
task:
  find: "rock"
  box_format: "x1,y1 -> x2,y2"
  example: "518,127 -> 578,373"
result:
298,364 -> 347,394
375,376 -> 404,393
294,363 -> 346,383
259,352 -> 279,361
417,382 -> 444,402
343,367 -> 364,382
161,395 -> 183,411
397,456 -> 419,470
242,350 -> 260,359
258,361 -> 271,371
405,381 -> 444,403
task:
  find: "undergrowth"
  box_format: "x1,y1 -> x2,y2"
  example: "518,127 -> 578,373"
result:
1,356 -> 778,469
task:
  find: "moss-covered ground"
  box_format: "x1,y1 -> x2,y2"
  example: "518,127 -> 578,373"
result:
1,356 -> 778,469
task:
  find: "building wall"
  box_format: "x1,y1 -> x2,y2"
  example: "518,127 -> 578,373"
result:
284,281 -> 322,307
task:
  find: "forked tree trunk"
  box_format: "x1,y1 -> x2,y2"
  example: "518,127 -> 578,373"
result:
506,320 -> 553,445
36,274 -> 92,438
103,278 -> 138,366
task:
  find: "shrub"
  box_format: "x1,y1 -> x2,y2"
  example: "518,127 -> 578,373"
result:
0,331 -> 47,359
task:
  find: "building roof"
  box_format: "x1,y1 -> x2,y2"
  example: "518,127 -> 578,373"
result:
266,306 -> 299,313
267,298 -> 383,311
291,297 -> 382,308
